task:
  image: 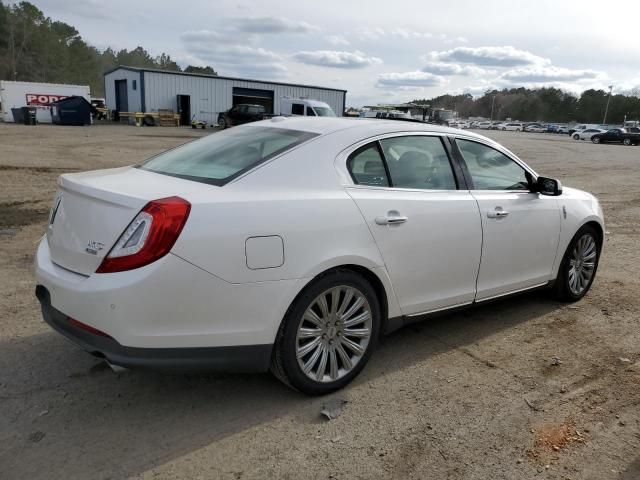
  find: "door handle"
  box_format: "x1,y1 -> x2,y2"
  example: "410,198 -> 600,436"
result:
375,213 -> 408,225
487,209 -> 510,218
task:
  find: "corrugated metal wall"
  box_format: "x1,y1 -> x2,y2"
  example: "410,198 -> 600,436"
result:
142,70 -> 345,124
104,69 -> 142,112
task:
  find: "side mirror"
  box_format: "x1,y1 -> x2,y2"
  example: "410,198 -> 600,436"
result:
535,176 -> 562,196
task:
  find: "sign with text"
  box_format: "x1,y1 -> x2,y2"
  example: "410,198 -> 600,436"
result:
26,94 -> 68,106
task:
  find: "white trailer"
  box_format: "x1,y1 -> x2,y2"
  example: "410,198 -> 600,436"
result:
0,81 -> 90,123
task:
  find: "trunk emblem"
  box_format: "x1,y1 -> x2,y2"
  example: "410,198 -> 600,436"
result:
86,241 -> 105,255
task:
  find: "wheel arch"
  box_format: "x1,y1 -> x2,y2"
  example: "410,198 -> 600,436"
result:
582,219 -> 604,247
277,262 -> 401,341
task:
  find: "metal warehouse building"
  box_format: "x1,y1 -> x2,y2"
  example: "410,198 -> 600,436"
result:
104,66 -> 347,125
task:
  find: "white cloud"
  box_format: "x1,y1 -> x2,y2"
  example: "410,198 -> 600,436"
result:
180,31 -> 286,78
233,16 -> 318,34
376,71 -> 447,88
327,35 -> 350,46
422,62 -> 492,77
292,50 -> 383,69
429,46 -> 549,67
358,27 -> 433,40
498,66 -> 603,83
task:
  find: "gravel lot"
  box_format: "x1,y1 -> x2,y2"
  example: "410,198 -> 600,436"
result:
0,123 -> 639,480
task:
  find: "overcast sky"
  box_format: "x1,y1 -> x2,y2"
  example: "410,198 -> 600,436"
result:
29,0 -> 640,106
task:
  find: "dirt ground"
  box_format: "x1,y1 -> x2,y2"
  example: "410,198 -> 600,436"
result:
0,122 -> 639,480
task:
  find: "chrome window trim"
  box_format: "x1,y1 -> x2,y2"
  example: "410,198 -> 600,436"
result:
336,131 -> 461,192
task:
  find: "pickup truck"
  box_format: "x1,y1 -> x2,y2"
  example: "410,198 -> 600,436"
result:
217,104 -> 266,129
591,128 -> 640,146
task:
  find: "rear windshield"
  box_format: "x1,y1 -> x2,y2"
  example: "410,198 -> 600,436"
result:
138,126 -> 318,186
313,107 -> 336,117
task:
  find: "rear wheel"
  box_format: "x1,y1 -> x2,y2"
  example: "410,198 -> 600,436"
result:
553,225 -> 601,302
573,134 -> 580,140
271,270 -> 381,395
218,117 -> 227,129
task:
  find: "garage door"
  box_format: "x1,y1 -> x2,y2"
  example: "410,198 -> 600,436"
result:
232,87 -> 274,114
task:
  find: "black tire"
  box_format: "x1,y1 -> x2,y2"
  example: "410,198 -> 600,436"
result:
552,225 -> 601,302
573,134 -> 580,140
502,127 -> 506,131
623,138 -> 631,146
218,117 -> 227,129
271,269 -> 382,395
592,136 -> 601,144
143,115 -> 155,127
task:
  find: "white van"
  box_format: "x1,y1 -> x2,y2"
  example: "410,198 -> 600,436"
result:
279,98 -> 336,117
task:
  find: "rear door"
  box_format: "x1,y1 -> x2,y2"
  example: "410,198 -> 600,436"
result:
453,137 -> 561,300
345,134 -> 482,315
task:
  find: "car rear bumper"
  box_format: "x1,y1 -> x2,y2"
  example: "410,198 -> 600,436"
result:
35,285 -> 272,372
34,237 -> 305,349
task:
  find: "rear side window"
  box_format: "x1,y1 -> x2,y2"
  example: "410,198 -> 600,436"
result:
348,144 -> 389,187
139,127 -> 317,186
380,136 -> 457,190
291,103 -> 304,115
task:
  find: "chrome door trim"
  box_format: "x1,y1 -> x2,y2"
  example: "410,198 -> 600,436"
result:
475,282 -> 549,303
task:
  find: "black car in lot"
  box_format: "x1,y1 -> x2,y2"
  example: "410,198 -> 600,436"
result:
591,128 -> 640,146
217,104 -> 266,129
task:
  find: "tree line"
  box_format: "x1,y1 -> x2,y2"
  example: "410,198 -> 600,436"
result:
412,86 -> 640,124
2,0 -> 639,122
0,1 -> 217,97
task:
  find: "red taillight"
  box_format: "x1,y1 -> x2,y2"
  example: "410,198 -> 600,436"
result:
96,196 -> 191,273
68,317 -> 113,338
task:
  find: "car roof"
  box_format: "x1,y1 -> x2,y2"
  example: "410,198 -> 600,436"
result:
253,116 -> 490,141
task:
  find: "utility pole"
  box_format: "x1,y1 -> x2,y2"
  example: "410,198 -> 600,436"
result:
603,85 -> 613,125
490,95 -> 496,121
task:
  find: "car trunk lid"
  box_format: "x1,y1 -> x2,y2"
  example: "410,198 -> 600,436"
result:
46,166 -> 209,276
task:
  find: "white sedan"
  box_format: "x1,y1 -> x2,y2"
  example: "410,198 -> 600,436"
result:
35,118 -> 604,394
573,128 -> 607,141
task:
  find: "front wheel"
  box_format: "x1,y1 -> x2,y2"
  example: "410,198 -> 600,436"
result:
502,127 -> 506,131
271,270 -> 381,394
592,136 -> 601,144
553,225 -> 601,302
218,117 -> 227,129
623,138 -> 632,146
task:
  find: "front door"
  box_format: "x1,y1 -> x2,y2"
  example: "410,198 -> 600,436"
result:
345,135 -> 482,315
454,138 -> 561,300
114,80 -> 128,112
177,95 -> 191,126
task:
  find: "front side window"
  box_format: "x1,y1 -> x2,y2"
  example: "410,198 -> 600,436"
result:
380,136 -> 457,190
306,106 -> 316,116
456,139 -> 529,191
139,127 -> 317,186
347,144 -> 389,187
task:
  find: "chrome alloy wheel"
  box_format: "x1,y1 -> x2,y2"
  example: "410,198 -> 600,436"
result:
296,286 -> 372,383
568,233 -> 597,295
